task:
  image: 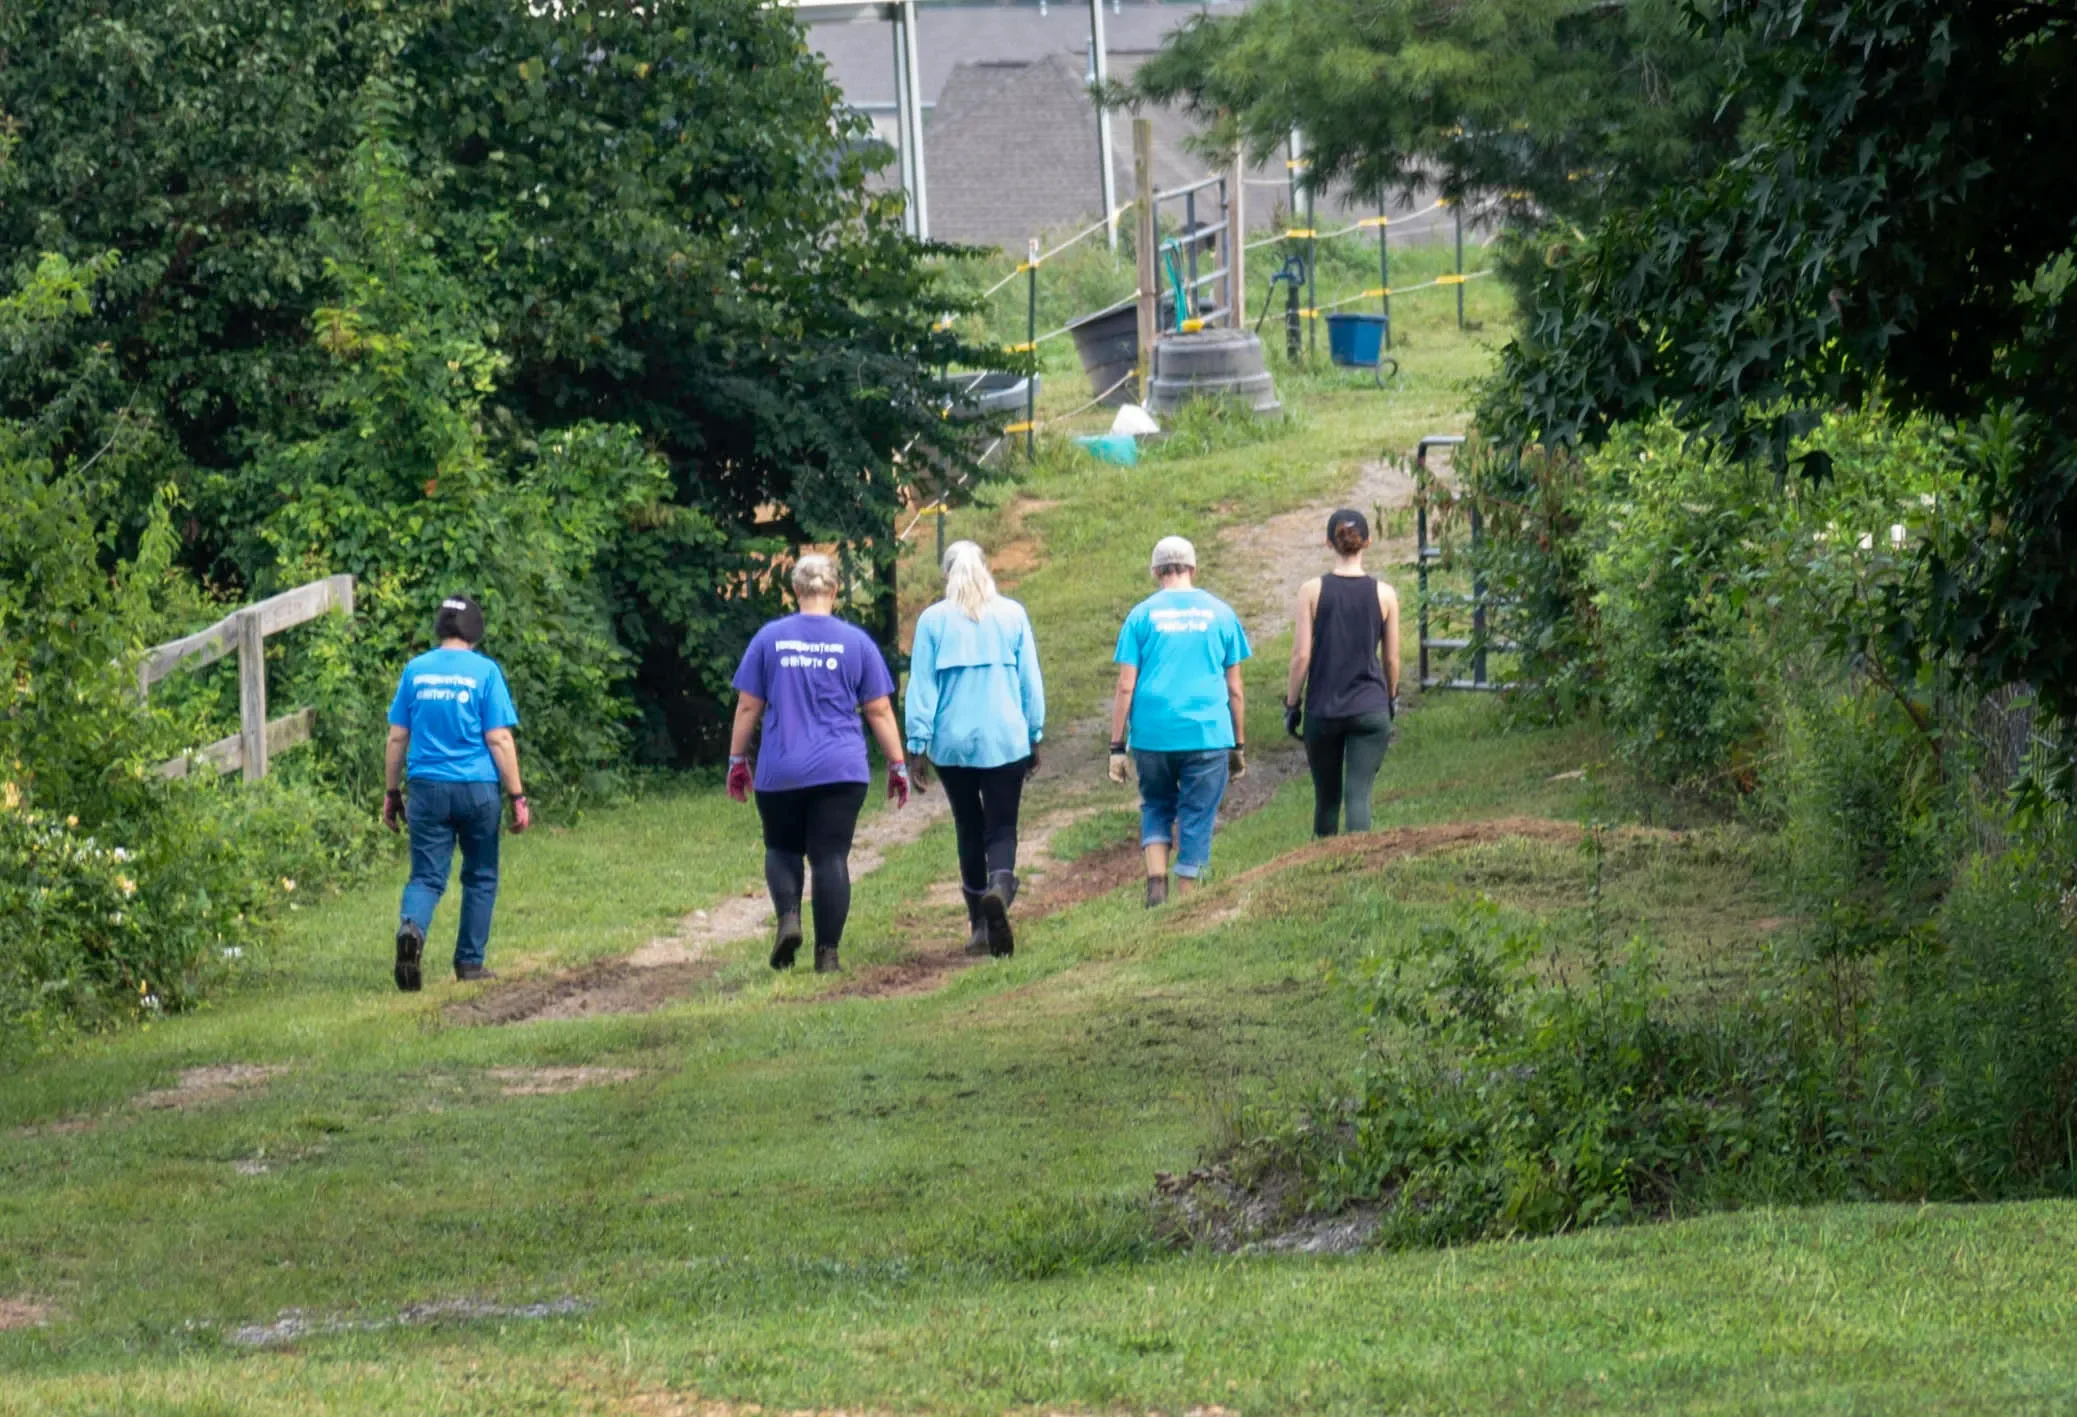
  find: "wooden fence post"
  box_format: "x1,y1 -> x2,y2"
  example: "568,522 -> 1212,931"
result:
1133,117 -> 1157,405
1226,149 -> 1246,330
237,610 -> 268,782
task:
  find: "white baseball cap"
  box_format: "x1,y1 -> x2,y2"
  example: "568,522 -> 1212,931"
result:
1151,535 -> 1197,572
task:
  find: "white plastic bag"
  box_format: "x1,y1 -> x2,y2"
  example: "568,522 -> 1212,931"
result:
1110,403 -> 1160,438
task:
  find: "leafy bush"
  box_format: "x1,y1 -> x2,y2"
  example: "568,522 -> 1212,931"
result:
0,256 -> 379,1047
1275,839 -> 2077,1246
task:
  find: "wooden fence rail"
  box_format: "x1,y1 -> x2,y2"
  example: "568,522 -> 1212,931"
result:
145,575 -> 354,782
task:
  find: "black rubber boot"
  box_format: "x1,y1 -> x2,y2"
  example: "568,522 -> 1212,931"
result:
1144,875 -> 1169,909
454,963 -> 498,983
961,887 -> 991,957
813,943 -> 841,974
394,921 -> 425,993
981,870 -> 1018,958
771,911 -> 803,971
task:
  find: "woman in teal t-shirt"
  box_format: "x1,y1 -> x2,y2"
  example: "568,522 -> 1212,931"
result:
1107,536 -> 1251,907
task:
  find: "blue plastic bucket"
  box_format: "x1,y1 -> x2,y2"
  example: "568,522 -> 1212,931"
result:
1325,312 -> 1388,367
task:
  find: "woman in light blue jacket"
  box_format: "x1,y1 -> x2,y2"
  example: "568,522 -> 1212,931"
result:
906,540 -> 1045,958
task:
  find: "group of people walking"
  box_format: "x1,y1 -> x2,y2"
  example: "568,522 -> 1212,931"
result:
381,514 -> 1401,986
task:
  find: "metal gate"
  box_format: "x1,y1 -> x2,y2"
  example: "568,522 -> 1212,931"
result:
1412,434 -> 1514,691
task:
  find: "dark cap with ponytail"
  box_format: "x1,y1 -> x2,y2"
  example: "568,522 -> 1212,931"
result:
1327,508 -> 1370,555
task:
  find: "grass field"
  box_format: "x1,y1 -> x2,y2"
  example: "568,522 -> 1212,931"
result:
5,266 -> 2074,1414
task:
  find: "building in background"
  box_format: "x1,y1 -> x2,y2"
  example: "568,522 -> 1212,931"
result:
800,0 -> 1449,252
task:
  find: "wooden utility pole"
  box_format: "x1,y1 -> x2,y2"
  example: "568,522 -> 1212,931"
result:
1133,117 -> 1157,404
1226,149 -> 1246,328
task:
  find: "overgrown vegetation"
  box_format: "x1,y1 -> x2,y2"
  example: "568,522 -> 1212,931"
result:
1,258 -> 377,1044
1145,0 -> 2077,1233
0,0 -> 997,1039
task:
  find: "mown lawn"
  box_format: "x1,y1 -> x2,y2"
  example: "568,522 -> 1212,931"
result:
6,289 -> 2074,1414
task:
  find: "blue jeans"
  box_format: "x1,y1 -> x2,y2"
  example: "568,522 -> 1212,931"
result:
400,779 -> 502,969
1133,749 -> 1230,878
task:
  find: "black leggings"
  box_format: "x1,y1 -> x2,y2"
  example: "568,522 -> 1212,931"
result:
936,760 -> 1029,891
1304,711 -> 1394,837
755,782 -> 869,947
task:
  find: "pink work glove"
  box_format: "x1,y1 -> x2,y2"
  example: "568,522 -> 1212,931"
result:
727,757 -> 753,803
887,761 -> 911,809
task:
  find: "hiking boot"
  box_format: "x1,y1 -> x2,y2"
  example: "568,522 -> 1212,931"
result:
961,887 -> 991,957
453,963 -> 498,983
814,943 -> 841,974
394,921 -> 425,993
981,869 -> 1018,958
1144,875 -> 1169,909
770,911 -> 804,971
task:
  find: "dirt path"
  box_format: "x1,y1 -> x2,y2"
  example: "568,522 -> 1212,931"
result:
457,449 -> 1436,1024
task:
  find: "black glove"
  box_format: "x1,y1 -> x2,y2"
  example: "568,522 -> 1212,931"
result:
1283,701 -> 1303,739
1026,743 -> 1041,778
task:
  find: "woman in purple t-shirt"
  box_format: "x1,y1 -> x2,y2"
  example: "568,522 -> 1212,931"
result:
725,554 -> 910,974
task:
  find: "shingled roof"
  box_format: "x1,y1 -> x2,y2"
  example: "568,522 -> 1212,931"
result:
803,1 -> 1453,253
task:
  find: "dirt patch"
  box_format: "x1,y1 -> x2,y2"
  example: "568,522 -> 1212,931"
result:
822,944 -> 981,1002
1206,817 -> 1590,900
1218,456 -> 1421,643
11,1116 -> 95,1139
135,1063 -> 288,1112
487,1067 -> 644,1097
454,785 -> 955,1025
451,958 -> 720,1026
819,801 -> 1146,1001
228,1296 -> 589,1348
0,1297 -> 51,1330
1154,1164 -> 1379,1255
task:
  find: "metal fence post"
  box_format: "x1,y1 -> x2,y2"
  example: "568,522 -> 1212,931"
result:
1454,201 -> 1465,332
1379,197 -> 1391,350
1415,447 -> 1431,690
1470,499 -> 1488,688
1025,236 -> 1039,460
1304,177 -> 1317,359
1184,188 -> 1199,314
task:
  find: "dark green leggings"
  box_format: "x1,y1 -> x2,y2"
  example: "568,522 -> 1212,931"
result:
1304,710 -> 1394,837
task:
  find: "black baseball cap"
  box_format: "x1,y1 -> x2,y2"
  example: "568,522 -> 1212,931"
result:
435,595 -> 485,645
1327,508 -> 1370,542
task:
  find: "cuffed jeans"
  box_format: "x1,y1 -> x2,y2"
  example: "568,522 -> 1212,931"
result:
400,779 -> 502,969
1133,748 -> 1230,878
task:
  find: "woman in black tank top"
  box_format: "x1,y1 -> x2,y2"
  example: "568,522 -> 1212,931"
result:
1283,509 -> 1402,837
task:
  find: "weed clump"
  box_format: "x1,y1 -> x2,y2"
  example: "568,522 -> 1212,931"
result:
1261,828 -> 2077,1246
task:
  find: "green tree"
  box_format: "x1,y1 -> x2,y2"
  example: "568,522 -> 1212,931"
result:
1132,0 -> 1743,228
1475,0 -> 2077,718
0,0 -> 991,761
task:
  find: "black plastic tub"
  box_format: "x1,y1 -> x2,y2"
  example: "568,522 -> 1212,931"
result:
1065,296 -> 1174,408
939,370 -> 1039,419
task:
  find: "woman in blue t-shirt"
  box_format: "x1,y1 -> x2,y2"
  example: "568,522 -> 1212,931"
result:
1108,536 -> 1251,907
726,554 -> 910,974
905,541 -> 1045,959
383,595 -> 530,991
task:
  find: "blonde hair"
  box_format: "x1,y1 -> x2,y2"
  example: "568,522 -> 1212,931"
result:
940,540 -> 999,621
791,553 -> 841,600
